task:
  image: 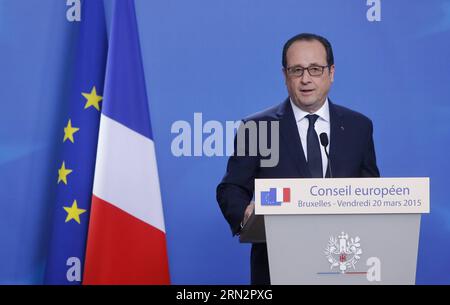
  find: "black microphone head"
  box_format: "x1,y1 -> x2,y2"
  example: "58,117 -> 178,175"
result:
319,132 -> 329,147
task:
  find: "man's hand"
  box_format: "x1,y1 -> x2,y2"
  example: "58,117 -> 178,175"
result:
242,201 -> 255,226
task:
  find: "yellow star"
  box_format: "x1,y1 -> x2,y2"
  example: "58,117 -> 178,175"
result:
82,86 -> 103,111
63,200 -> 86,224
63,119 -> 79,143
57,161 -> 73,185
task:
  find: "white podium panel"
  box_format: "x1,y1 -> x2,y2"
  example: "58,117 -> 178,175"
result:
244,177 -> 430,284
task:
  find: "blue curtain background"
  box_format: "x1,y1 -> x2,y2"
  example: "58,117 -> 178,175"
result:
0,0 -> 449,284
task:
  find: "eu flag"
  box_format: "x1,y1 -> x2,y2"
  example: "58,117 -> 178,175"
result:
44,0 -> 107,284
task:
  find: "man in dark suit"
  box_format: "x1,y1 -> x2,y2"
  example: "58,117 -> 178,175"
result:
216,33 -> 380,285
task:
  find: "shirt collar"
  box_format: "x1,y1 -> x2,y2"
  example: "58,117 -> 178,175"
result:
290,97 -> 330,123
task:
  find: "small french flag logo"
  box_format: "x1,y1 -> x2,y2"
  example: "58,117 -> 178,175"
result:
261,187 -> 291,206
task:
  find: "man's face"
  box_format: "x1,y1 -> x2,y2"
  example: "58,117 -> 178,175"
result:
283,40 -> 335,113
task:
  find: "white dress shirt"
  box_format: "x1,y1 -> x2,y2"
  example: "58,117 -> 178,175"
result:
290,98 -> 330,178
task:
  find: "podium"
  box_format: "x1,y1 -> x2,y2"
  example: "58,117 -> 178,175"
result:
240,177 -> 430,284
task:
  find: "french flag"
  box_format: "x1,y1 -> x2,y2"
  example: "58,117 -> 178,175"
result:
83,0 -> 170,284
276,187 -> 291,203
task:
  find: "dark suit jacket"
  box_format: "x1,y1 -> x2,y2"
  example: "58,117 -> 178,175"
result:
216,98 -> 380,285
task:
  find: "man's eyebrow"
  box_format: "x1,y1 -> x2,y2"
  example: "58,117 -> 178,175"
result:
307,62 -> 325,66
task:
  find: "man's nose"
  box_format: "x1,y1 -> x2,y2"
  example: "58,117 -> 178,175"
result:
300,70 -> 312,84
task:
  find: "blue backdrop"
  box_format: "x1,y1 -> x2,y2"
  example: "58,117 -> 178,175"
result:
0,0 -> 449,284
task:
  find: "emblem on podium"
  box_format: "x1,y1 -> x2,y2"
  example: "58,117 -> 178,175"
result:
324,232 -> 363,273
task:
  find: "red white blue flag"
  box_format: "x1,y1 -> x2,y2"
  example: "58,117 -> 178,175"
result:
83,0 -> 170,284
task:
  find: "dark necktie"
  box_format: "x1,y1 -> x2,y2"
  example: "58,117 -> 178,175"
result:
306,114 -> 323,178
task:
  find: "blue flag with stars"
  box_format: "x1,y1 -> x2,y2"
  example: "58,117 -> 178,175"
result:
44,0 -> 107,284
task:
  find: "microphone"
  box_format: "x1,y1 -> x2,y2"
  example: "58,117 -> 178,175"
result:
319,133 -> 333,178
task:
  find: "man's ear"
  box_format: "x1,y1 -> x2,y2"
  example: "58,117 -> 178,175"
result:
329,65 -> 335,83
282,67 -> 288,83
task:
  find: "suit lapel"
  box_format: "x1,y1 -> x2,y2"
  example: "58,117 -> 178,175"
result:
278,99 -> 311,177
328,100 -> 345,178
